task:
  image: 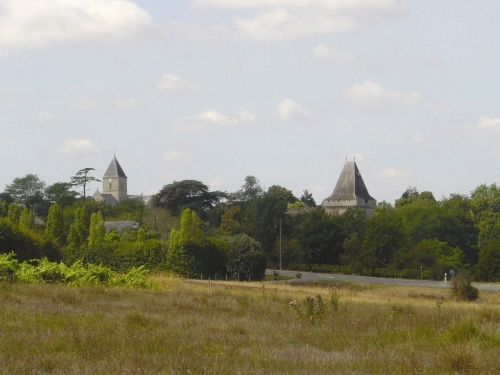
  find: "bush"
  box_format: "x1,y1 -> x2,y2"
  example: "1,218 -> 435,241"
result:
451,273 -> 479,301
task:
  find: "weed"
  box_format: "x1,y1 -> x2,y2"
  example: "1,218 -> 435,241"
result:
328,287 -> 340,311
435,299 -> 443,329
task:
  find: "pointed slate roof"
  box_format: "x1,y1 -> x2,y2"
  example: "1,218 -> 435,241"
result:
103,156 -> 127,178
325,160 -> 375,201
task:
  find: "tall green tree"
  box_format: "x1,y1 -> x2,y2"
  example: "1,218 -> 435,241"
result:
45,182 -> 78,208
470,183 -> 500,250
226,233 -> 266,281
70,168 -> 101,202
167,209 -> 204,275
7,204 -> 22,224
67,207 -> 89,251
299,207 -> 344,267
5,174 -> 47,214
231,175 -> 264,202
18,207 -> 35,229
474,240 -> 500,281
45,203 -> 65,245
245,185 -> 297,256
361,205 -> 408,271
88,211 -> 106,248
300,190 -> 316,207
153,180 -> 226,217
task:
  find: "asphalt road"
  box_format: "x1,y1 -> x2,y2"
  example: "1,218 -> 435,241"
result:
265,269 -> 500,292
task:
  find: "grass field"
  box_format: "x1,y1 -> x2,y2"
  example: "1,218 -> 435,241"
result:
1,277 -> 500,374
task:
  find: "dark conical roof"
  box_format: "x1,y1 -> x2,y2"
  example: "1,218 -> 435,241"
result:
325,160 -> 374,201
103,156 -> 127,178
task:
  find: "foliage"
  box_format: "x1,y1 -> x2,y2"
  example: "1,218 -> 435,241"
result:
45,182 -> 78,208
18,207 -> 35,229
230,175 -> 264,202
167,209 -> 226,277
4,174 -> 47,214
7,203 -> 22,224
0,253 -> 152,288
299,207 -> 344,267
220,205 -> 245,236
287,201 -> 307,209
70,168 -> 101,202
0,201 -> 8,217
88,211 -> 105,248
451,273 -> 479,301
111,199 -> 145,222
226,233 -> 267,281
153,180 -> 226,216
360,205 -> 408,272
474,239 -> 500,281
45,203 -> 65,245
300,190 -> 316,207
0,218 -> 61,262
0,192 -> 14,205
67,206 -> 88,248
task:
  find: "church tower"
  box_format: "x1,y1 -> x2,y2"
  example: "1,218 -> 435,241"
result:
102,156 -> 128,203
322,159 -> 377,217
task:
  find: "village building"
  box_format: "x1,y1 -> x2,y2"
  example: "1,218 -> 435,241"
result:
93,156 -> 150,206
322,159 -> 377,217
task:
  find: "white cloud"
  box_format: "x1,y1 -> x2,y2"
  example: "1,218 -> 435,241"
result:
171,108 -> 256,132
476,116 -> 500,130
175,0 -> 407,42
378,168 -> 411,179
342,81 -> 421,107
314,43 -> 354,64
162,150 -> 187,162
155,74 -> 199,95
30,110 -> 58,122
67,97 -> 98,112
0,0 -> 158,51
278,99 -> 308,121
465,116 -> 500,136
60,139 -> 97,154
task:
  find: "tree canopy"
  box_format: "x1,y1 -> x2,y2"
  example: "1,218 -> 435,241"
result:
153,180 -> 226,216
5,174 -> 46,214
70,168 -> 101,202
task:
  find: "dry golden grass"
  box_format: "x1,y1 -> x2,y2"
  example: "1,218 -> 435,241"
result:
1,276 -> 500,374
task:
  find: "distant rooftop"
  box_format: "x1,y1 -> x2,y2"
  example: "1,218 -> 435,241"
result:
324,160 -> 375,202
103,156 -> 127,178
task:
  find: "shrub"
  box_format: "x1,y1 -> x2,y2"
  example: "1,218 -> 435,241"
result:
451,273 -> 479,301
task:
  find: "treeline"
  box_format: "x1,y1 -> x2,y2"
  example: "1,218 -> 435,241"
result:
3,173 -> 500,282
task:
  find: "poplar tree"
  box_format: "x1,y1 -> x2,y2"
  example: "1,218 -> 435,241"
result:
67,207 -> 89,250
7,204 -> 22,224
45,203 -> 65,244
18,207 -> 35,229
167,209 -> 203,275
88,211 -> 105,248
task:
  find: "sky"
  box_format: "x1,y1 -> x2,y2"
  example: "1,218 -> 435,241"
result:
1,0 -> 500,205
